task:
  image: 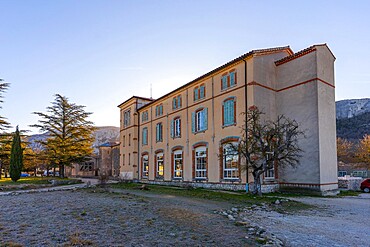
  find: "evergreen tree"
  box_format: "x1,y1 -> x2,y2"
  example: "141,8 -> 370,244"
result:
10,126 -> 23,182
31,94 -> 95,178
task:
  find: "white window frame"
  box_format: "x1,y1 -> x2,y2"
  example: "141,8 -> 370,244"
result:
173,150 -> 183,178
223,143 -> 239,179
142,155 -> 149,178
195,146 -> 207,179
124,110 -> 131,127
156,153 -> 164,177
196,110 -> 204,132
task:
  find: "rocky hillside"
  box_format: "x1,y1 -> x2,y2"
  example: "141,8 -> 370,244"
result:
336,98 -> 370,119
336,98 -> 370,140
27,126 -> 120,153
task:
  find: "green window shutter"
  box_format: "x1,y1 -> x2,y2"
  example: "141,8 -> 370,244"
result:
178,118 -> 181,136
173,98 -> 176,109
191,112 -> 195,133
204,108 -> 208,131
194,88 -> 198,101
200,86 -> 205,99
156,124 -> 159,141
178,96 -> 181,108
230,72 -> 235,86
170,120 -> 174,138
222,76 -> 227,89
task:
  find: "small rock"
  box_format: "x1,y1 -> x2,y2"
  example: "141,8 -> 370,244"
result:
227,215 -> 235,221
231,207 -> 238,212
275,199 -> 281,205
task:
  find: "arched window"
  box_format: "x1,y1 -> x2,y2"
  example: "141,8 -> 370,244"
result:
222,143 -> 239,179
155,152 -> 164,178
194,146 -> 207,179
142,154 -> 149,178
173,150 -> 183,178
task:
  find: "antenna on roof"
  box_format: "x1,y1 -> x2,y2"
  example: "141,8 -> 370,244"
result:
150,83 -> 152,99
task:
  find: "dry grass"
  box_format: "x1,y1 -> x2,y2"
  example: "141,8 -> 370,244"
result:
63,231 -> 95,246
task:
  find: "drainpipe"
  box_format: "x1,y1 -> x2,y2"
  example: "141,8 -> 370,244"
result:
137,99 -> 141,181
243,59 -> 249,192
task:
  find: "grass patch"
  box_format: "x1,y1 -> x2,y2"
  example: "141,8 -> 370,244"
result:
337,190 -> 361,197
0,177 -> 71,185
109,182 -> 312,212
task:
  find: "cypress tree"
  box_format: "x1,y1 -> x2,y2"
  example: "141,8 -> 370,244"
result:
10,126 -> 23,182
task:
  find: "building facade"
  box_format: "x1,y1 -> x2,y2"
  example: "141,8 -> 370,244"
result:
118,44 -> 338,194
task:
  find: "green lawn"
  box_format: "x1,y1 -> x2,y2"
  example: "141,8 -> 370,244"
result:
109,182 -> 313,213
0,177 -> 73,185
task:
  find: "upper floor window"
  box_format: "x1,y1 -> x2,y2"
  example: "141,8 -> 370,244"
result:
142,111 -> 149,122
192,108 -> 208,133
223,97 -> 236,126
155,104 -> 163,117
221,70 -> 237,90
156,122 -> 163,142
123,110 -> 131,127
170,117 -> 181,138
172,95 -> 182,110
142,127 -> 148,145
194,84 -> 205,101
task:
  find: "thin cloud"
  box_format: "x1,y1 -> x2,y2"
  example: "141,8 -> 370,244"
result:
120,67 -> 145,71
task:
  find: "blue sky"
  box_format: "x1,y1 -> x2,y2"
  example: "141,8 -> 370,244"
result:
0,0 -> 369,133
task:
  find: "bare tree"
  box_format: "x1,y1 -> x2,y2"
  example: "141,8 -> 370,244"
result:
234,106 -> 304,195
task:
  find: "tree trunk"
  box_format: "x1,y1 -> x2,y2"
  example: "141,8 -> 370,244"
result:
59,164 -> 65,178
252,170 -> 263,196
0,160 -> 2,179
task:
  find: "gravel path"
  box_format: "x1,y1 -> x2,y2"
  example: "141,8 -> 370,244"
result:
0,188 -> 251,246
246,194 -> 370,247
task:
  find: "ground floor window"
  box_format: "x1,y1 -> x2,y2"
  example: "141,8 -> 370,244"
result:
222,143 -> 239,179
156,153 -> 164,178
338,171 -> 347,177
173,150 -> 183,178
195,146 -> 207,179
80,162 -> 93,172
142,155 -> 149,178
264,166 -> 275,179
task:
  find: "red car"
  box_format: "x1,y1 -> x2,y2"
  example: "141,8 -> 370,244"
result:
360,179 -> 370,193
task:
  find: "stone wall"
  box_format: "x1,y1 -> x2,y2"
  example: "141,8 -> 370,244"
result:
140,180 -> 279,193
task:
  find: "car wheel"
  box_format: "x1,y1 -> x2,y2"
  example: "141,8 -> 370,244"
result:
364,188 -> 370,193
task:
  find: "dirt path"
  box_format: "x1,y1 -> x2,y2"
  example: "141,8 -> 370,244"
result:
0,189 -> 252,246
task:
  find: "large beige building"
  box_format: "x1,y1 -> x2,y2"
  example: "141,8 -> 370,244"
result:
118,44 -> 338,194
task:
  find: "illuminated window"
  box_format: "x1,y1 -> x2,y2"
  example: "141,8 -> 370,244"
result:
156,153 -> 164,178
142,154 -> 149,178
173,150 -> 183,178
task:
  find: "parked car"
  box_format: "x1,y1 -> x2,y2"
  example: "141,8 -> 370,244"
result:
360,179 -> 370,193
43,170 -> 60,177
20,173 -> 30,177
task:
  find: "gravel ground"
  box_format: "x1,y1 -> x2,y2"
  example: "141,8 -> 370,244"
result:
245,193 -> 370,247
0,184 -> 369,247
0,188 -> 251,246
